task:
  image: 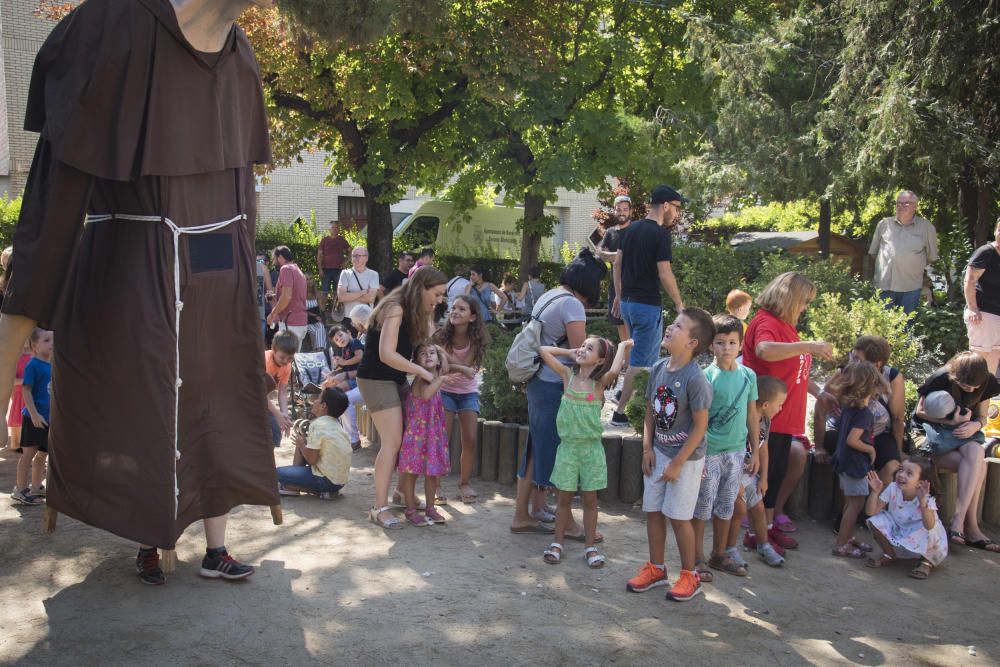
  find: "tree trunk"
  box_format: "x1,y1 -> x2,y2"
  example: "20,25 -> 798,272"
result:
362,185 -> 393,274
958,164 -> 979,246
974,180 -> 994,248
818,198 -> 831,258
518,193 -> 546,281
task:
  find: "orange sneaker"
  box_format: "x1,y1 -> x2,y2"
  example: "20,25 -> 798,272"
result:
665,569 -> 702,602
626,561 -> 668,593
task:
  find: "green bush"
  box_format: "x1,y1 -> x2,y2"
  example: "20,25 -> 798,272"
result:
0,195 -> 21,249
624,369 -> 650,435
910,301 -> 966,369
478,327 -> 529,424
803,292 -> 933,383
256,218 -> 322,282
436,255 -> 564,288
671,244 -> 749,314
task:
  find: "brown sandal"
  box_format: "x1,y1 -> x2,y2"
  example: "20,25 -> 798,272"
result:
708,554 -> 747,577
909,560 -> 933,580
695,560 -> 714,582
865,554 -> 895,568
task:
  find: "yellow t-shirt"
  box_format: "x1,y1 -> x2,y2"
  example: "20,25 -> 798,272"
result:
307,416 -> 352,485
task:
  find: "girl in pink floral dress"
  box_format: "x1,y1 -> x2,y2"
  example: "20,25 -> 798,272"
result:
6,344 -> 31,452
397,343 -> 451,526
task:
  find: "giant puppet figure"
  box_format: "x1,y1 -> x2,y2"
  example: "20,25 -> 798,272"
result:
0,0 -> 280,583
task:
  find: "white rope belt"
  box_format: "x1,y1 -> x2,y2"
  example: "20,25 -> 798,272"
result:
85,212 -> 246,518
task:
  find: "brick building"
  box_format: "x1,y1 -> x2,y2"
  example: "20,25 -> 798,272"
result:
0,1 -> 603,257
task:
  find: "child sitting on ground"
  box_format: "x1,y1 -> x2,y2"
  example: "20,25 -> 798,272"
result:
277,387 -> 352,499
627,308 -> 715,602
827,360 -> 886,558
864,457 -> 948,579
538,337 -> 632,568
324,325 -> 364,392
10,328 -> 53,506
727,376 -> 788,567
397,343 -> 451,526
693,315 -> 759,581
726,289 -> 753,333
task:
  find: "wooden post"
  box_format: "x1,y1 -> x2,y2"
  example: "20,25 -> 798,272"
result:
43,506 -> 57,533
448,418 -> 462,476
161,549 -> 177,573
480,421 -> 502,482
498,423 -> 520,485
786,454 -> 810,518
598,434 -> 622,503
473,419 -> 484,478
270,504 -> 283,525
807,457 -> 835,521
983,458 -> 1000,525
937,470 -> 958,525
619,436 -> 644,504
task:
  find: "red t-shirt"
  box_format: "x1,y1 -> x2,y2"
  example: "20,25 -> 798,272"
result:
742,308 -> 812,435
319,235 -> 350,270
275,263 -> 308,326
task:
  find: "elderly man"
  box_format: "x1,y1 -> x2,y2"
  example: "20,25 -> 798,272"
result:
609,185 -> 686,427
868,190 -> 939,314
337,246 -> 380,319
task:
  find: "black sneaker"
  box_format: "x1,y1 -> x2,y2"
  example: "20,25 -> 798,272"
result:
10,487 -> 43,506
608,411 -> 630,427
136,548 -> 166,586
200,548 -> 254,580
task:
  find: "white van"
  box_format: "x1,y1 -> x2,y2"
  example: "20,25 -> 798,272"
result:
391,199 -> 558,259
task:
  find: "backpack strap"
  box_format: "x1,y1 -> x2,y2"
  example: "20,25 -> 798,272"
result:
534,291 -> 574,347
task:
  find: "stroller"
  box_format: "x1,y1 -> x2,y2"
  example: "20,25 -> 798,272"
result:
289,351 -> 331,419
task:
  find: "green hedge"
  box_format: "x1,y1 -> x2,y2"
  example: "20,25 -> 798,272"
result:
0,195 -> 20,249
436,255 -> 564,287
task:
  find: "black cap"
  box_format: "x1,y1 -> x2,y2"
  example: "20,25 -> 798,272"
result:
650,184 -> 688,205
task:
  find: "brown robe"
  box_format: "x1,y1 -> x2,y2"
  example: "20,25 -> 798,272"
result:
3,0 -> 279,548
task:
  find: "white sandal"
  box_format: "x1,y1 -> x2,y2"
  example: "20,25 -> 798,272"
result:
369,505 -> 403,530
584,546 -> 606,569
543,542 -> 563,564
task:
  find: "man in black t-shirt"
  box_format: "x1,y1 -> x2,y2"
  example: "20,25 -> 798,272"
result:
380,251 -> 415,297
596,195 -> 634,341
964,218 -> 1000,374
608,184 -> 686,426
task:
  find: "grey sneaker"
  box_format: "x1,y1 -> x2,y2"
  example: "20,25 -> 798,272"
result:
726,545 -> 749,570
11,487 -> 43,506
757,542 -> 785,567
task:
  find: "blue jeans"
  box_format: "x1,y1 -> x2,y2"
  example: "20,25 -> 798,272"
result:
276,465 -> 343,493
269,413 -> 282,447
880,289 -> 921,314
519,376 -> 564,488
620,300 -> 663,367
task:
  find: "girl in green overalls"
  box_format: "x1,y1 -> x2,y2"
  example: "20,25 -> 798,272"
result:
539,337 -> 633,568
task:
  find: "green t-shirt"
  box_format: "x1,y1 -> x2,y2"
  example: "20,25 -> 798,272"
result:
704,363 -> 758,455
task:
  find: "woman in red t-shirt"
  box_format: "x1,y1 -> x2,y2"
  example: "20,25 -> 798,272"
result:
743,272 -> 833,535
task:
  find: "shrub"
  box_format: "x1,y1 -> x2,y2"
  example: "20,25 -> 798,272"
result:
436,255 -> 564,288
0,195 -> 20,249
803,292 -> 933,383
671,244 -> 748,315
478,327 -> 529,424
624,369 -> 650,435
256,217 -> 322,282
910,301 -> 966,368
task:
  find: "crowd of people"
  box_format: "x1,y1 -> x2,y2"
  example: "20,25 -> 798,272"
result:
5,189 -> 1000,596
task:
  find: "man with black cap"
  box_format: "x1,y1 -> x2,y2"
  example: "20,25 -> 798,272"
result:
608,185 -> 686,426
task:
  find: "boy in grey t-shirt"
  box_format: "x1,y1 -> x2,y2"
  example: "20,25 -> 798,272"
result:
626,308 -> 715,603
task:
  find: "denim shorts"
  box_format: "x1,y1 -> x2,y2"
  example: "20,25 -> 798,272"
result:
620,300 -> 663,367
441,390 -> 480,414
519,377 -> 564,488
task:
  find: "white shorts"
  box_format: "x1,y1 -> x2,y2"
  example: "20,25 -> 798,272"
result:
642,449 -> 705,521
966,311 -> 1000,353
741,472 -> 763,509
694,451 -> 745,521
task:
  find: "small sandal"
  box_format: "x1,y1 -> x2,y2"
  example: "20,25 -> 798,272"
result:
530,508 -> 556,523
774,514 -> 798,533
708,554 -> 747,577
695,560 -> 714,582
832,543 -> 865,559
404,507 -> 432,527
391,490 -> 426,510
369,505 -> 403,530
425,507 -> 447,524
948,530 -> 967,546
909,560 -> 933,580
543,542 -> 563,564
583,546 -> 606,569
848,537 -> 873,553
459,485 -> 478,504
865,554 -> 895,568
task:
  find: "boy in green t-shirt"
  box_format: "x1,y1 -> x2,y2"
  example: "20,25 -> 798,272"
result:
692,315 -> 760,581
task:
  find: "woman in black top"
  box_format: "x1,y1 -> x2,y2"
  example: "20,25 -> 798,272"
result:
358,266 -> 447,529
964,217 -> 1000,374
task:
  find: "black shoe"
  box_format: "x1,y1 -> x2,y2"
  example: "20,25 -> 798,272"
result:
200,548 -> 254,580
608,411 -> 629,427
136,548 -> 166,586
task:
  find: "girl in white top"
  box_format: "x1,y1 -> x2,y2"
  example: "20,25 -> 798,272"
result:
864,457 -> 948,580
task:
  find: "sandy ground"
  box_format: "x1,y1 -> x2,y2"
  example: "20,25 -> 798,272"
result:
1,432 -> 998,667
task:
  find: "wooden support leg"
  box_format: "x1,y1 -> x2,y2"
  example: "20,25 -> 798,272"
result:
270,504 -> 283,525
43,505 -> 58,533
161,549 -> 177,573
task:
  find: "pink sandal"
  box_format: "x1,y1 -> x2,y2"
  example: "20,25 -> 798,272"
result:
774,514 -> 798,533
404,507 -> 432,527
425,507 -> 447,524
848,537 -> 873,553
832,543 -> 865,559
